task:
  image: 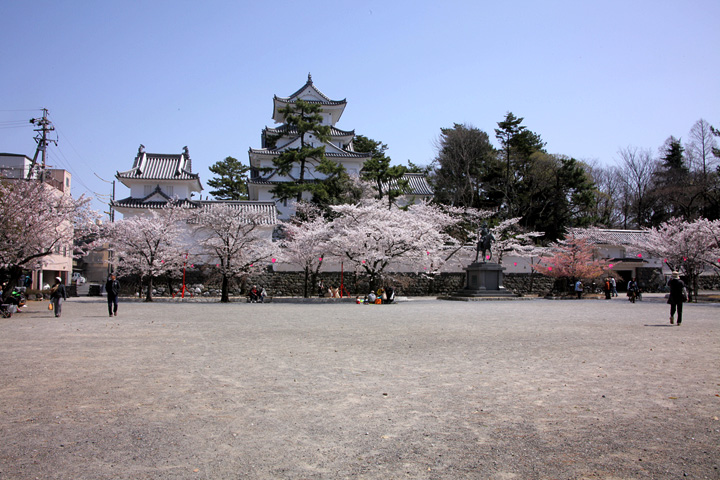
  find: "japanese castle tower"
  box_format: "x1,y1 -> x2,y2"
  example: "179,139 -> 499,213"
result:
247,74 -> 370,218
247,74 -> 433,219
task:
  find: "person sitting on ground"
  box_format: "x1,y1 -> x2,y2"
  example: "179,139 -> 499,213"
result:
367,291 -> 376,304
248,285 -> 260,303
384,286 -> 395,304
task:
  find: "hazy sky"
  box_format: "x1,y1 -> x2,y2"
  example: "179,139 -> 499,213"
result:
1,0 -> 718,214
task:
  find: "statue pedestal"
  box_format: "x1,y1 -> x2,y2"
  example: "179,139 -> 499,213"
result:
453,262 -> 517,298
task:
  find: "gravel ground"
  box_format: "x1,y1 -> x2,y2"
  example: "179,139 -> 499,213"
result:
0,296 -> 719,480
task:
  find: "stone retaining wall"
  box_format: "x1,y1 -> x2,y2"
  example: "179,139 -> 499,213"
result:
116,269 -> 559,298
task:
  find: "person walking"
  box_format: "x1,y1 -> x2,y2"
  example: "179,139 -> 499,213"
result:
574,279 -> 583,299
603,277 -> 612,300
50,277 -> 67,318
106,274 -> 120,317
610,277 -> 618,297
667,271 -> 687,325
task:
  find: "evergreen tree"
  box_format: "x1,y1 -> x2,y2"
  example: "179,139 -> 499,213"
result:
430,124 -> 498,209
494,112 -> 546,217
355,135 -> 409,208
650,137 -> 699,223
206,156 -> 250,200
271,99 -> 332,203
517,153 -> 597,241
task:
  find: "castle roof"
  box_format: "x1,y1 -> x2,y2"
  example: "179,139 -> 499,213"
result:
112,192 -> 277,224
381,173 -> 434,197
116,146 -> 202,192
272,74 -> 347,124
264,125 -> 355,139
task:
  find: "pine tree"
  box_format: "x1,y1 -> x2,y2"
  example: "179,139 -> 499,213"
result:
207,156 -> 250,200
355,135 -> 409,208
271,99 -> 332,203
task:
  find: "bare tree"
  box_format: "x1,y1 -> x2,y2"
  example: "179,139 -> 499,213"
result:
616,146 -> 658,228
586,160 -> 626,228
686,118 -> 718,179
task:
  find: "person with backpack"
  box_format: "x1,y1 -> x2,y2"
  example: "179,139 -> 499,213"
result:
667,271 -> 687,325
50,277 -> 67,318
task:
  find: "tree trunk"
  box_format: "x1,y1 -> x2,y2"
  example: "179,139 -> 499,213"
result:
303,267 -> 309,298
1,266 -> 23,303
145,276 -> 154,302
220,274 -> 230,303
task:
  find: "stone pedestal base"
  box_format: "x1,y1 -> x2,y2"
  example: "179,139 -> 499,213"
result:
452,262 -> 517,298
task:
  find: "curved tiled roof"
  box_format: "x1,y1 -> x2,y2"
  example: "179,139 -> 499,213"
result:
273,96 -> 346,107
249,147 -> 370,159
278,73 -> 346,105
571,228 -> 648,245
117,152 -> 199,181
112,196 -> 277,224
196,200 -> 278,225
379,173 -> 434,196
111,197 -> 197,210
264,125 -> 355,138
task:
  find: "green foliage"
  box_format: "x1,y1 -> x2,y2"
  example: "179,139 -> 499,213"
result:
271,99 -> 333,203
430,123 -> 498,209
355,135 -> 409,207
405,160 -> 431,174
649,136 -> 699,224
207,156 -> 250,200
493,112 -> 546,218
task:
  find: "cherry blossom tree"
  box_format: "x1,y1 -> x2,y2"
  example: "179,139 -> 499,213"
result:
101,206 -> 188,301
325,199 -> 459,291
489,217 -> 544,264
0,180 -> 96,299
281,209 -> 331,298
623,217 -> 720,300
188,203 -> 276,302
533,231 -> 609,292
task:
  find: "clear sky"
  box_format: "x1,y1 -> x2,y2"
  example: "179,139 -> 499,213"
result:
1,0 -> 718,215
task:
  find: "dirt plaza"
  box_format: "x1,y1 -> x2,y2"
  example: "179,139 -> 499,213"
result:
1,296 -> 718,479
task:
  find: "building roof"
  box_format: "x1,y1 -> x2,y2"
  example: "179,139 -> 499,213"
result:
264,125 -> 355,139
112,193 -> 277,225
279,73 -> 346,105
117,146 -> 200,182
196,200 -> 278,225
249,147 -> 370,160
571,228 -> 648,245
272,74 -> 347,124
380,173 -> 434,196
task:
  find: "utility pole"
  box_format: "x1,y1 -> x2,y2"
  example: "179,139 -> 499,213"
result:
27,108 -> 57,182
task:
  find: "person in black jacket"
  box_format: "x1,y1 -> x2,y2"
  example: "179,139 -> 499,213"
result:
106,274 -> 120,317
667,271 -> 687,325
50,277 -> 67,318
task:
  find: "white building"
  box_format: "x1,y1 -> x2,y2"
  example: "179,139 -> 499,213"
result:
247,75 -> 433,218
111,145 -> 277,222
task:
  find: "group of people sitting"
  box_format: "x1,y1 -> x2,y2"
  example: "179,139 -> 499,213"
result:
360,286 -> 395,305
247,285 -> 267,303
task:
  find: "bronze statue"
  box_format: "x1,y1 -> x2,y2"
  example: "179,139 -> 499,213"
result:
474,223 -> 494,263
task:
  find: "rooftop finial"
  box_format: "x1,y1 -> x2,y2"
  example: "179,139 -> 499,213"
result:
308,72 -> 313,83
